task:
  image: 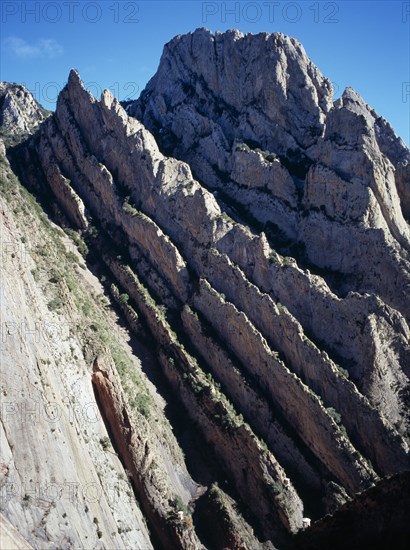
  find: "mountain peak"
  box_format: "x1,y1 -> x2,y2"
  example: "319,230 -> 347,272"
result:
1,29 -> 409,550
0,82 -> 49,138
136,28 -> 333,155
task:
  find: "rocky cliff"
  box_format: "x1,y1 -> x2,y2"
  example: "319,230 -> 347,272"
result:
131,30 -> 410,320
290,471 -> 410,550
0,83 -> 49,140
1,28 -> 409,549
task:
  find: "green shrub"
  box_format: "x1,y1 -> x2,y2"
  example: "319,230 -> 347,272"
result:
130,392 -> 152,419
49,271 -> 63,284
326,406 -> 342,425
88,225 -> 99,238
65,228 -> 88,257
173,495 -> 189,515
47,297 -> 63,311
337,366 -> 350,379
100,436 -> 111,451
119,293 -> 129,305
122,196 -> 138,215
270,481 -> 284,495
235,142 -> 251,153
66,251 -> 78,264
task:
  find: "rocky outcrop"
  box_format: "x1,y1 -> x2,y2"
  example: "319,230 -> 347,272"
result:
193,248 -> 409,476
2,28 -> 410,550
101,252 -> 304,545
181,305 -> 323,499
132,28 -> 410,320
0,152 -> 153,549
0,83 -> 49,137
193,279 -> 377,495
302,88 -> 410,315
133,29 -> 332,155
0,147 -> 202,550
92,355 -> 201,550
194,484 -> 276,550
290,471 -> 410,550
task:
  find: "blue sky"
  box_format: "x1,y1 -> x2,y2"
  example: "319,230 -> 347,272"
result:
1,1 -> 409,145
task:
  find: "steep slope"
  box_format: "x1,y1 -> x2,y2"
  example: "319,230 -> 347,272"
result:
130,27 -> 410,437
0,144 -> 151,549
0,142 -> 210,549
131,30 -> 410,322
0,83 -> 50,141
1,92 -> 269,549
2,28 -> 410,549
290,471 -> 410,550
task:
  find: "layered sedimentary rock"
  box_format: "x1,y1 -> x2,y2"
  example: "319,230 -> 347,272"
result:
132,28 -> 410,310
0,145 -> 203,549
2,28 -> 410,549
0,149 -> 152,549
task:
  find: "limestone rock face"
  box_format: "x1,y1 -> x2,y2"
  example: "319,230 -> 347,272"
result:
132,28 -> 410,319
133,29 -> 332,152
2,28 -> 410,550
0,83 -> 49,135
0,144 -> 200,550
231,147 -> 298,207
0,152 -> 153,549
304,87 -> 410,312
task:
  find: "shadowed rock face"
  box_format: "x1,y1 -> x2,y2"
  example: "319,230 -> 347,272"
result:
1,28 -> 409,550
289,471 -> 410,550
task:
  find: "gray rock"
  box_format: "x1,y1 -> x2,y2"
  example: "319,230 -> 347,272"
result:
0,82 -> 49,135
2,28 -> 410,550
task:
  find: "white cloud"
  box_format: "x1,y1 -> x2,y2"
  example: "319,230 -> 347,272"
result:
3,37 -> 63,60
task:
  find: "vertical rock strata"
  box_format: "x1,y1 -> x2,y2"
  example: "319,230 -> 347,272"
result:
132,29 -> 410,320
2,28 -> 410,549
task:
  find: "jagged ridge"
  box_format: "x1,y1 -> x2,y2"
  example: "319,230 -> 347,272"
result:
2,28 -> 410,549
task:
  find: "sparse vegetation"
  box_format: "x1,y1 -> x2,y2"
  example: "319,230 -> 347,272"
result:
1,157 -> 155,436
99,436 -> 111,451
326,406 -> 342,425
269,481 -> 284,495
122,196 -> 138,216
235,141 -> 277,162
235,142 -> 251,153
130,392 -> 152,419
49,270 -> 64,284
172,494 -> 189,515
0,128 -> 30,147
47,297 -> 64,311
337,366 -> 350,379
65,228 -> 88,257
119,293 -> 129,304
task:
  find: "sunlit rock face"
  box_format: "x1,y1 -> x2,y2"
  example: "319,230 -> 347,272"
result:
0,82 -> 50,135
1,28 -> 409,550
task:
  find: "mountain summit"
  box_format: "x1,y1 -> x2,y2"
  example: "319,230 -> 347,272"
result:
1,29 -> 409,550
